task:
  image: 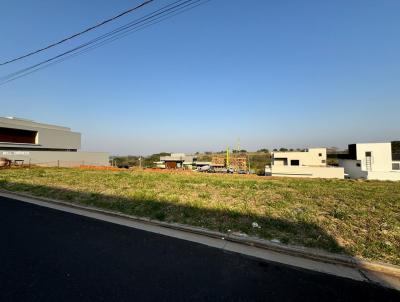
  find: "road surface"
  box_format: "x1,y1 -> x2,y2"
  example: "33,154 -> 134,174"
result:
0,196 -> 399,301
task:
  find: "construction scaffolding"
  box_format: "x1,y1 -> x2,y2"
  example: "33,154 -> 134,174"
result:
231,156 -> 247,170
211,155 -> 247,171
211,156 -> 225,167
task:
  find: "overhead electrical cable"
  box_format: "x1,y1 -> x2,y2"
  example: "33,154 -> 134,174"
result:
34,0 -> 210,70
1,0 -> 188,80
0,0 -> 209,86
0,0 -> 206,85
0,0 -> 154,66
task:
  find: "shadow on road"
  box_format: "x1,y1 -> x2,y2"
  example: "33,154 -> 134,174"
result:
1,177 -> 400,293
0,179 -> 348,255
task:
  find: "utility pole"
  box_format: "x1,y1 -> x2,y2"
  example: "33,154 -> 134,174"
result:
226,147 -> 230,168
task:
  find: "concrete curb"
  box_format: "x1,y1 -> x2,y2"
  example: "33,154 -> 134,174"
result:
1,189 -> 399,279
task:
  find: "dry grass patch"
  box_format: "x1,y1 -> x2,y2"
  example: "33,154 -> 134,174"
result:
0,167 -> 399,265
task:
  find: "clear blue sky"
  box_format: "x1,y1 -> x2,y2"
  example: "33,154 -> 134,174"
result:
1,0 -> 399,155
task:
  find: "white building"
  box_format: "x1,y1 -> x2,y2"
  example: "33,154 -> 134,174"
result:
265,148 -> 344,179
338,142 -> 400,181
0,117 -> 109,167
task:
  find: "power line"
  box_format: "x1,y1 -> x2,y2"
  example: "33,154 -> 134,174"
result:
1,0 -> 188,80
0,0 -> 198,81
0,0 -> 209,86
49,0 -> 209,66
0,0 -> 154,66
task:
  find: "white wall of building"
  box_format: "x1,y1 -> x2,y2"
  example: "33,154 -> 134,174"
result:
269,166 -> 344,179
268,148 -> 343,179
338,143 -> 400,181
272,148 -> 327,167
338,159 -> 368,179
367,171 -> 400,181
354,143 -> 393,172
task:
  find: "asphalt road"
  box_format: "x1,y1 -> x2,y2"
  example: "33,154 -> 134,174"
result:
0,196 -> 399,302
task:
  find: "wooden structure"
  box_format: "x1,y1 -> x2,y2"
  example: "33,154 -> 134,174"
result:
230,156 -> 247,170
165,161 -> 178,169
212,155 -> 247,171
211,156 -> 225,167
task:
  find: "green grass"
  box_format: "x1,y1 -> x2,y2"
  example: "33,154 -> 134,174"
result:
0,167 -> 399,265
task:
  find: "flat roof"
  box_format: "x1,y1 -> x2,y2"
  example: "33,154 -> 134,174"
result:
0,117 -> 71,131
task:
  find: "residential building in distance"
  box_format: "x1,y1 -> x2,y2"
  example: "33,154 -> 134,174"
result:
265,148 -> 344,179
157,153 -> 197,169
0,117 -> 109,167
338,142 -> 400,181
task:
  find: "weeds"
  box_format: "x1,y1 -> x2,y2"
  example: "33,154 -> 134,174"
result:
0,167 -> 399,265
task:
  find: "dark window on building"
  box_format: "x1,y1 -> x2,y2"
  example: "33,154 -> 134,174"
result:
393,163 -> 400,170
392,141 -> 400,160
0,127 -> 37,144
319,153 -> 322,157
356,163 -> 361,167
348,144 -> 357,160
290,160 -> 300,166
365,151 -> 372,157
321,160 -> 326,163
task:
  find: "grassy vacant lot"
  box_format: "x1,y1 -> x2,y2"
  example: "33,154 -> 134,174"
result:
0,167 -> 399,265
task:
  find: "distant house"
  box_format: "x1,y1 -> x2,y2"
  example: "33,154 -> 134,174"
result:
195,161 -> 212,167
265,148 -> 344,179
0,117 -> 109,167
157,153 -> 197,169
338,142 -> 400,181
